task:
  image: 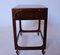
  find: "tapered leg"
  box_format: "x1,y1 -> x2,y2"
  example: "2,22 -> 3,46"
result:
42,19 -> 47,55
13,18 -> 18,50
43,19 -> 47,49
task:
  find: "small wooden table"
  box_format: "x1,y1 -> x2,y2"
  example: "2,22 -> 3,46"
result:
12,4 -> 48,55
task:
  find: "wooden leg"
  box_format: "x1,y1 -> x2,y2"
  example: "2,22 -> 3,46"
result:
43,19 -> 47,49
13,19 -> 17,49
19,20 -> 22,36
42,18 -> 47,55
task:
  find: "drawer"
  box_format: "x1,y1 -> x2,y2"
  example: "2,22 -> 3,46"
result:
15,12 -> 47,20
15,8 -> 47,20
15,12 -> 33,20
33,12 -> 47,19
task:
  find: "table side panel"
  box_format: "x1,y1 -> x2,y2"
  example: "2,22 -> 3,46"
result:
12,8 -> 47,20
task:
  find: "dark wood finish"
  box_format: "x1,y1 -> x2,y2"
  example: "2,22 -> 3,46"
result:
12,5 -> 48,55
16,45 -> 43,50
13,8 -> 47,20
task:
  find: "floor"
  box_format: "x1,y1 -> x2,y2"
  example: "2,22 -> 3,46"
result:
0,21 -> 60,55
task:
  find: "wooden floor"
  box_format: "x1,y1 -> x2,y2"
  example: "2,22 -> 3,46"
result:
0,22 -> 60,55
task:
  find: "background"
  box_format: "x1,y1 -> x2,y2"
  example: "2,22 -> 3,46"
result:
0,0 -> 60,55
0,0 -> 60,27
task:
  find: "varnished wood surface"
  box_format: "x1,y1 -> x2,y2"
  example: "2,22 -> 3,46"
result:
12,5 -> 48,20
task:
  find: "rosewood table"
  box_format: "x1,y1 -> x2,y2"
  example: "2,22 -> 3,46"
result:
12,4 -> 48,55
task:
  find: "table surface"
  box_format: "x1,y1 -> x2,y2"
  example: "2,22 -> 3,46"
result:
13,4 -> 47,9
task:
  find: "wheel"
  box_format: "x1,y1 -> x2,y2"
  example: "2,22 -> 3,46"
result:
42,50 -> 45,55
20,32 -> 22,36
37,32 -> 39,36
16,50 -> 19,55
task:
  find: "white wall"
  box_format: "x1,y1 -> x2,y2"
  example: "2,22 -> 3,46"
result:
0,0 -> 60,27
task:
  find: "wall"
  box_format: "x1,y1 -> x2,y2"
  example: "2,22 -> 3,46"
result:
0,0 -> 60,27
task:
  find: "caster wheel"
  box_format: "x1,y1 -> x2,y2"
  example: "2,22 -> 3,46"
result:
42,50 -> 45,55
16,50 -> 19,55
20,32 -> 22,36
37,32 -> 39,36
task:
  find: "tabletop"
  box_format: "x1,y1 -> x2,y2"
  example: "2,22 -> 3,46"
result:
12,4 -> 47,9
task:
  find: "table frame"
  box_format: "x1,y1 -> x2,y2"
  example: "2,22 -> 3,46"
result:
12,8 -> 48,55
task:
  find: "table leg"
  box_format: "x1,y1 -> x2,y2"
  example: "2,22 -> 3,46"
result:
42,19 -> 47,55
13,19 -> 17,49
43,19 -> 47,49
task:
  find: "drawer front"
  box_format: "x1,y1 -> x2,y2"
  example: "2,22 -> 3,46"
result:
15,8 -> 47,20
15,12 -> 33,20
32,12 -> 47,19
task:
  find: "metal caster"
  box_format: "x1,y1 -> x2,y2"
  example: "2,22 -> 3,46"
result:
20,32 -> 22,36
42,50 -> 45,55
37,32 -> 39,36
16,50 -> 19,55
